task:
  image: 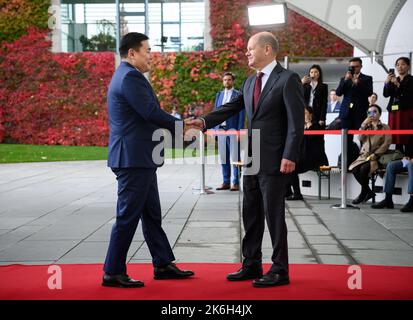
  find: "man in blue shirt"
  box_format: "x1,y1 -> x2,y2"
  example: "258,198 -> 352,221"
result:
214,72 -> 245,191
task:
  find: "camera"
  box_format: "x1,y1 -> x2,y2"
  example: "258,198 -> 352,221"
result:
348,66 -> 356,75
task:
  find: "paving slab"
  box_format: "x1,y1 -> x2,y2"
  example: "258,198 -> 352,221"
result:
0,161 -> 412,267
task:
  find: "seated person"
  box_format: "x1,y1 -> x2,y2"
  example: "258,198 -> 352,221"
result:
349,105 -> 392,204
372,135 -> 413,212
286,106 -> 329,200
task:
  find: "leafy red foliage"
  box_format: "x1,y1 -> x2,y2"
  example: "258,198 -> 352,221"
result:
0,2 -> 353,146
0,27 -> 114,145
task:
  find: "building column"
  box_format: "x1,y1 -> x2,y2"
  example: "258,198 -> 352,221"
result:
50,0 -> 62,53
204,0 -> 213,51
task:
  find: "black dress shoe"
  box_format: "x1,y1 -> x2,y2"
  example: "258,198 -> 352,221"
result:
227,266 -> 263,281
400,199 -> 413,212
102,274 -> 144,288
154,263 -> 194,280
371,199 -> 394,209
362,190 -> 375,203
352,192 -> 367,205
286,194 -> 303,201
252,273 -> 290,288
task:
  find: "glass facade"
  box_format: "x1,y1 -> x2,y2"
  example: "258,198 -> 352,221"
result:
60,1 -> 205,52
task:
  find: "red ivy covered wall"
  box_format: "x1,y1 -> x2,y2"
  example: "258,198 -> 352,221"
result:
0,28 -> 113,146
0,0 -> 353,146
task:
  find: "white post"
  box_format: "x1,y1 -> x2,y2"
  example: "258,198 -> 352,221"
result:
333,129 -> 359,209
192,132 -> 213,195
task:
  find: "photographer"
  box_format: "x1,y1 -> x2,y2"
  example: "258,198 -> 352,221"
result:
336,57 -> 373,132
383,57 -> 413,153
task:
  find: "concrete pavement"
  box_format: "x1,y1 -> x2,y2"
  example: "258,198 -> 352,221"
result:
0,160 -> 412,267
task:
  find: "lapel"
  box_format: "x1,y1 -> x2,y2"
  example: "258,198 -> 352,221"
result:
244,77 -> 255,119
230,90 -> 237,100
217,91 -> 225,108
252,63 -> 283,118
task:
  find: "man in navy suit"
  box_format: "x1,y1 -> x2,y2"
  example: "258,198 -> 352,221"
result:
102,33 -> 194,288
214,72 -> 245,191
336,57 -> 373,130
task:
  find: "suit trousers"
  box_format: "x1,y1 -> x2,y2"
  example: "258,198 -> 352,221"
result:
241,173 -> 290,275
104,167 -> 175,275
218,133 -> 240,185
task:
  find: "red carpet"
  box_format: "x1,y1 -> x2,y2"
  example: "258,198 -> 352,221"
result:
0,263 -> 412,300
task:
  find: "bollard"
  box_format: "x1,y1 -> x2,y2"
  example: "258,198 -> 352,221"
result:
332,129 -> 359,210
192,131 -> 213,195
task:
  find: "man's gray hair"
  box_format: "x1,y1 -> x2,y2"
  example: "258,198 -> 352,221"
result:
256,32 -> 279,53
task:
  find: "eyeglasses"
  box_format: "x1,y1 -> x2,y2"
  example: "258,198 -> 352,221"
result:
367,110 -> 378,116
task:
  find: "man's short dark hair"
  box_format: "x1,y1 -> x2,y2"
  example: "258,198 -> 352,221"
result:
349,57 -> 363,65
119,32 -> 149,58
222,72 -> 235,80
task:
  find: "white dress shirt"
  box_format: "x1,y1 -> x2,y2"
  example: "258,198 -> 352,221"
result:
220,88 -> 233,126
259,60 -> 278,92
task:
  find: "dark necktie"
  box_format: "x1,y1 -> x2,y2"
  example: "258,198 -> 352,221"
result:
253,72 -> 264,112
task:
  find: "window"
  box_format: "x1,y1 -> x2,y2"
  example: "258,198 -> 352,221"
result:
60,1 -> 205,53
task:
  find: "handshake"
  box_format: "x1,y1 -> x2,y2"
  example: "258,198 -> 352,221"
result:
184,118 -> 205,131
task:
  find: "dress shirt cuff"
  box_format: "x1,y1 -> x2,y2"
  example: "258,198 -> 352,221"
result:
199,117 -> 206,130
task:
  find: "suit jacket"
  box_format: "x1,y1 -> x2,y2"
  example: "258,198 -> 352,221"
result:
213,89 -> 245,130
336,73 -> 373,129
202,63 -> 305,175
303,82 -> 328,123
107,61 -> 179,168
328,101 -> 341,113
383,74 -> 413,112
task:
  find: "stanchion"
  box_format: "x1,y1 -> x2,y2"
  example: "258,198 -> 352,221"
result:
192,131 -> 213,195
332,129 -> 359,210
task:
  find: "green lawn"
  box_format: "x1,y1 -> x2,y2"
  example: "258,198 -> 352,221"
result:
0,144 -> 217,163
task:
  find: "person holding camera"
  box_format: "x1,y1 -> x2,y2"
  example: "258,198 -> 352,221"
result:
301,65 -> 328,127
383,57 -> 413,153
349,105 -> 392,204
336,57 -> 373,132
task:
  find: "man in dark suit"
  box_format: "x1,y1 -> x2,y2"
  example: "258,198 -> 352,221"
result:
214,72 -> 245,191
327,89 -> 341,113
186,32 -> 304,287
336,57 -> 373,130
102,32 -> 194,288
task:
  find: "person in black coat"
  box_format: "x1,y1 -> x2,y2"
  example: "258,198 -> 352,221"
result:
302,64 -> 328,127
286,107 -> 329,200
383,56 -> 413,153
336,57 -> 373,131
186,32 -> 304,288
